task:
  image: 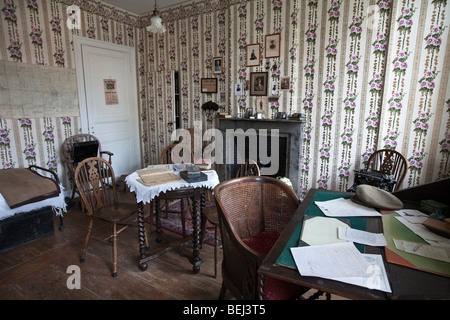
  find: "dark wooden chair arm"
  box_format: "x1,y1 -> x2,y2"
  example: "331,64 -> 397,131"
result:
28,165 -> 60,185
100,151 -> 114,164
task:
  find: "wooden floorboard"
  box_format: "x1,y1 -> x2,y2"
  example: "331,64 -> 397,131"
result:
0,192 -> 223,300
0,191 -> 347,302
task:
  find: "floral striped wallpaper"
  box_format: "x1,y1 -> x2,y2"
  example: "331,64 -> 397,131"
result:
0,0 -> 449,199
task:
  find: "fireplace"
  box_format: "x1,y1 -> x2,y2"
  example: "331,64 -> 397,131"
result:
231,134 -> 288,178
216,118 -> 304,194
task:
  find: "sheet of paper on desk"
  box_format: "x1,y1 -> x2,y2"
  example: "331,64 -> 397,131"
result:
328,254 -> 392,293
393,239 -> 450,263
315,198 -> 381,217
396,209 -> 428,224
300,216 -> 348,246
338,226 -> 387,246
291,242 -> 370,278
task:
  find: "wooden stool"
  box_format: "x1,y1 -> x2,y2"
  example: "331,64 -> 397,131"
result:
200,206 -> 220,278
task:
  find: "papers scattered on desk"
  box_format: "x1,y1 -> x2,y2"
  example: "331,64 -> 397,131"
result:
136,167 -> 181,187
291,242 -> 370,278
328,254 -> 392,293
300,216 -> 348,246
338,227 -> 387,247
393,239 -> 450,263
291,243 -> 391,293
315,198 -> 381,217
394,216 -> 450,247
396,209 -> 428,224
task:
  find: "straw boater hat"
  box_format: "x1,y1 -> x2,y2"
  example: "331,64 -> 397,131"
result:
352,184 -> 403,210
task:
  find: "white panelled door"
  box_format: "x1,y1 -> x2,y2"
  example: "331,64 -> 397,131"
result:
73,36 -> 141,177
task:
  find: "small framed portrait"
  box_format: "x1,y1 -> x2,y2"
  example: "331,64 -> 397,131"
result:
212,57 -> 223,74
275,112 -> 287,119
235,83 -> 243,96
255,97 -> 268,116
201,78 -> 218,93
265,33 -> 281,58
246,43 -> 261,67
280,76 -> 290,90
249,72 -> 268,96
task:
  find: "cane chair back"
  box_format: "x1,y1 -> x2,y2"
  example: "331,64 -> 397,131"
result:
366,149 -> 408,191
74,157 -> 138,277
214,176 -> 302,300
200,159 -> 261,278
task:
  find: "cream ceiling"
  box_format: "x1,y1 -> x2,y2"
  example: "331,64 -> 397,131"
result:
101,0 -> 190,14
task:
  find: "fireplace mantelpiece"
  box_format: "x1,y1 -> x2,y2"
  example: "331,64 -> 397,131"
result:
215,118 -> 304,194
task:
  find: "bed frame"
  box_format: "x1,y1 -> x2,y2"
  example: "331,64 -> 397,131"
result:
0,165 -> 64,253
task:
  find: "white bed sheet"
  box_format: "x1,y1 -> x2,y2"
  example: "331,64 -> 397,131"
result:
0,184 -> 67,221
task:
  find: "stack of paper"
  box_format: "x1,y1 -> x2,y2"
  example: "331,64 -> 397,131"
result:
393,239 -> 450,263
394,213 -> 450,247
293,215 -> 391,293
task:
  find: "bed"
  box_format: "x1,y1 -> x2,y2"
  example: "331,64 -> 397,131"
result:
0,165 -> 67,253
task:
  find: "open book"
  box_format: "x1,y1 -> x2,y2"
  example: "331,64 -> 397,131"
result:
136,167 -> 181,187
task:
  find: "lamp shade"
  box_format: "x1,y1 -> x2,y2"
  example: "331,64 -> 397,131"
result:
146,15 -> 166,34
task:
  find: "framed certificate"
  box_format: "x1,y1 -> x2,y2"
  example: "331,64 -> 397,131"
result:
201,78 -> 218,93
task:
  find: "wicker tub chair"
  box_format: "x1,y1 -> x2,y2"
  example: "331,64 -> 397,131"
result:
214,176 -> 308,300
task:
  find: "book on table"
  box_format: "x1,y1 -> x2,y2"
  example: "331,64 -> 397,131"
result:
136,167 -> 181,187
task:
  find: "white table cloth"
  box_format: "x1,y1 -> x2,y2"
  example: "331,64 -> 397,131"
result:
125,164 -> 220,204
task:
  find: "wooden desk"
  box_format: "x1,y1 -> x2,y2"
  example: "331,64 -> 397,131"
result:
259,188 -> 450,300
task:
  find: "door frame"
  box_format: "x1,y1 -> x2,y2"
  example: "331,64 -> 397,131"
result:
73,35 -> 142,172
72,35 -> 141,167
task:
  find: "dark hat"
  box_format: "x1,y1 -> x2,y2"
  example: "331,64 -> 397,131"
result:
352,184 -> 403,210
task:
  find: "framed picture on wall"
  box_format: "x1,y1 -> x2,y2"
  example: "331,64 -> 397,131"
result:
212,57 -> 223,74
265,33 -> 281,58
201,78 -> 218,93
280,76 -> 290,90
255,97 -> 268,116
249,72 -> 268,96
246,43 -> 261,67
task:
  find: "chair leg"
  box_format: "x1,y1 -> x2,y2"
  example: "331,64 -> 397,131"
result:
111,223 -> 118,277
218,281 -> 227,300
214,225 -> 218,278
80,216 -> 94,263
71,183 -> 77,200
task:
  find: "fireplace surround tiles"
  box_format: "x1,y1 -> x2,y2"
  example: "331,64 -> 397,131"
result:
216,118 -> 304,194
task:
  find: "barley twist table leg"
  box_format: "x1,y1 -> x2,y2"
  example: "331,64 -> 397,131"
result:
137,201 -> 148,271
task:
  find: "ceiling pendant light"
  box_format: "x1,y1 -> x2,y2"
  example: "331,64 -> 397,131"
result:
146,0 -> 166,34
